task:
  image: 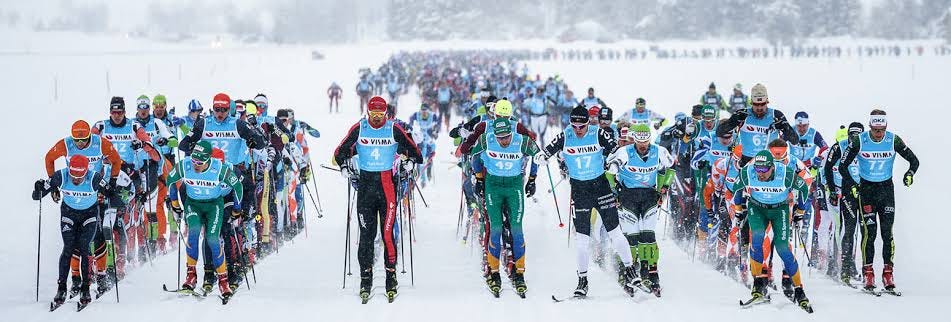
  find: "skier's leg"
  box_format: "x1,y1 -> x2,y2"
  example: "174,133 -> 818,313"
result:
58,207 -> 79,289
747,206 -> 769,279
617,187 -> 640,262
379,171 -> 399,271
77,208 -> 98,289
840,192 -> 859,276
876,181 -> 896,266
356,175 -> 381,274
858,182 -> 879,266
593,178 -> 634,267
484,184 -> 504,273
508,182 -> 526,273
768,207 -> 802,288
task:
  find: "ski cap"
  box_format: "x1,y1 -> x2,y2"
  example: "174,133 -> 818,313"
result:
587,106 -> 600,117
494,99 -> 513,118
110,96 -> 125,112
636,97 -> 646,106
212,93 -> 231,109
68,154 -> 90,179
629,124 -> 651,143
598,106 -> 613,122
709,82 -> 716,89
188,99 -> 203,112
254,94 -> 268,108
734,83 -> 743,91
235,100 -> 246,114
245,101 -> 258,116
492,118 -> 513,137
136,95 -> 150,110
191,141 -> 213,163
153,94 -> 167,106
211,147 -> 225,162
795,111 -> 809,125
751,83 -> 768,104
368,96 -> 387,113
848,122 -> 865,135
570,106 -> 588,125
71,120 -> 91,140
701,105 -> 717,120
752,150 -> 774,173
869,113 -> 887,128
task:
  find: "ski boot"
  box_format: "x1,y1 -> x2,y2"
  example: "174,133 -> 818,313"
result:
781,274 -> 794,301
95,272 -> 112,296
647,264 -> 662,297
202,268 -> 215,294
573,274 -> 589,297
794,287 -> 813,313
182,266 -> 198,291
753,276 -> 768,297
512,272 -> 527,298
622,265 -> 644,295
486,272 -> 502,297
70,276 -> 82,298
53,283 -> 67,305
862,264 -> 876,292
218,273 -> 233,297
385,270 -> 398,302
882,264 -> 896,290
359,271 -> 372,304
78,284 -> 92,307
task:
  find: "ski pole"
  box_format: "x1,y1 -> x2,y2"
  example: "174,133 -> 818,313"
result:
232,224 -> 252,290
398,175 -> 407,274
412,178 -> 429,208
408,181 -> 416,286
546,176 -> 565,193
176,214 -> 184,287
455,186 -> 464,238
35,199 -> 41,302
342,179 -> 352,289
544,163 -> 565,227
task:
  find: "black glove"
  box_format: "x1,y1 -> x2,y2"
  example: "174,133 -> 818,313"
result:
653,122 -> 662,130
557,159 -> 569,178
32,179 -> 46,200
157,137 -> 168,146
136,191 -> 148,203
733,108 -> 749,119
131,139 -> 143,150
108,177 -> 118,193
792,207 -> 805,223
247,114 -> 258,126
475,176 -> 485,198
697,159 -> 709,170
51,189 -> 61,203
170,200 -> 184,216
706,208 -> 716,226
733,204 -> 747,222
903,169 -> 914,187
300,166 -> 311,184
829,187 -> 840,207
525,176 -> 537,198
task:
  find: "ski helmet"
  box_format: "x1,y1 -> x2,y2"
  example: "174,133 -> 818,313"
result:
187,99 -> 203,113
245,101 -> 258,116
368,96 -> 387,113
493,118 -> 513,137
570,106 -> 588,124
71,120 -> 91,140
494,99 -> 513,118
191,141 -> 213,163
599,106 -> 613,122
674,112 -> 687,123
628,124 -> 651,143
110,96 -> 125,112
136,95 -> 150,110
751,84 -> 768,104
68,154 -> 90,179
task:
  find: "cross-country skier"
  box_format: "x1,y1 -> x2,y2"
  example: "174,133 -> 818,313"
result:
329,82 -> 343,113
133,95 -> 176,254
581,87 -> 607,109
607,124 -> 674,297
618,98 -> 666,130
700,82 -> 729,112
733,151 -> 812,311
536,106 -> 644,297
837,109 -> 918,295
822,122 -> 864,284
166,141 -> 244,300
332,96 -> 422,302
409,104 -> 439,187
718,83 -> 799,165
729,84 -> 750,114
466,117 -> 540,297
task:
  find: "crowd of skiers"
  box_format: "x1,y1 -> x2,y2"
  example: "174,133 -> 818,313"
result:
35,93 -> 322,309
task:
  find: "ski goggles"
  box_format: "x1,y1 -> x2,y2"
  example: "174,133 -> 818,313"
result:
754,164 -> 772,173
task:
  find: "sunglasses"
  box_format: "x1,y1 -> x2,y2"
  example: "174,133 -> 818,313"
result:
213,106 -> 230,112
571,122 -> 587,129
870,128 -> 886,133
751,102 -> 767,107
74,137 -> 90,143
110,111 -> 125,116
754,165 -> 772,173
192,158 -> 207,167
278,117 -> 289,123
368,111 -> 385,117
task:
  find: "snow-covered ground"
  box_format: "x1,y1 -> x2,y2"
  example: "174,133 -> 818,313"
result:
1,31 -> 948,322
